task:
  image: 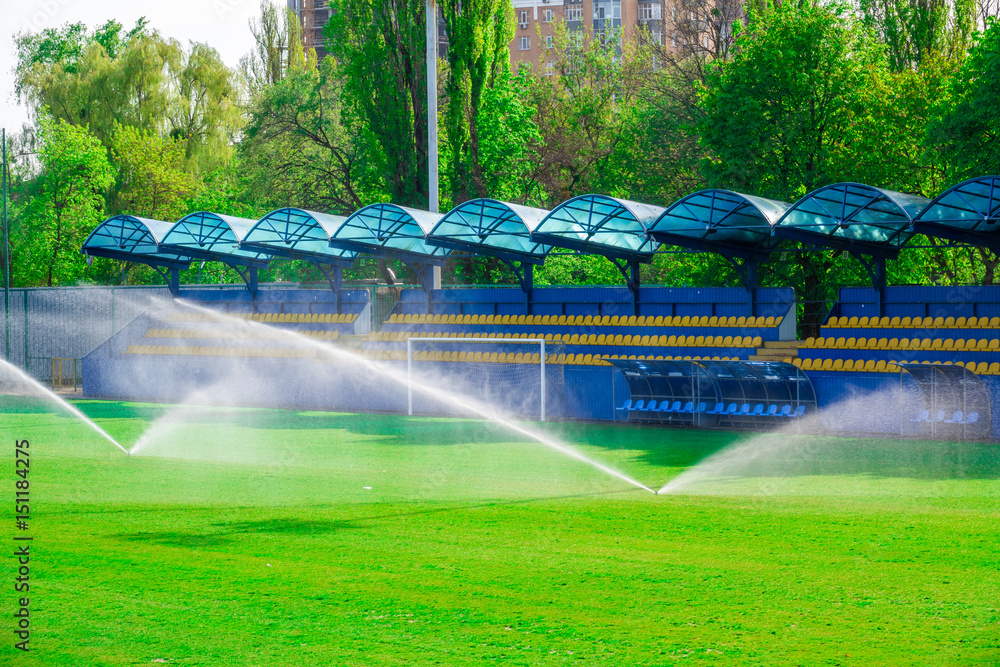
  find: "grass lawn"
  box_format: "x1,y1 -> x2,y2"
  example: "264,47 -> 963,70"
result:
0,397 -> 998,665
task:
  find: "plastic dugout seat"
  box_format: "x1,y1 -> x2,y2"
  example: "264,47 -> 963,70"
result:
765,405 -> 779,416
778,405 -> 793,417
966,411 -> 980,424
748,404 -> 763,416
706,402 -> 725,415
943,411 -> 965,424
736,404 -> 751,416
792,406 -> 806,418
677,401 -> 694,414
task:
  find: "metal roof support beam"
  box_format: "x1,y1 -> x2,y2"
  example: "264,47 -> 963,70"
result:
225,263 -> 259,304
608,257 -> 640,316
153,266 -> 180,298
851,251 -> 887,317
722,255 -> 759,314
310,261 -> 344,314
500,259 -> 534,314
407,261 -> 438,314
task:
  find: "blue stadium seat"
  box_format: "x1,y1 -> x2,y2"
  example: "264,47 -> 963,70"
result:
778,405 -> 792,417
706,402 -> 725,415
765,404 -> 779,416
642,400 -> 659,412
616,399 -> 633,415
792,405 -> 806,418
910,409 -> 930,422
944,411 -> 964,424
932,410 -> 947,422
667,401 -> 682,413
679,401 -> 694,413
739,404 -> 751,415
725,403 -> 739,415
695,401 -> 707,413
751,404 -> 764,416
966,411 -> 980,424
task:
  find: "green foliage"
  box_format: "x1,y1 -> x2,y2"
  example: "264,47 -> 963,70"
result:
13,117 -> 114,286
926,18 -> 1000,178
240,60 -> 387,214
326,0 -> 431,207
439,0 -> 516,201
859,0 -> 975,70
474,69 -> 543,202
108,124 -> 198,221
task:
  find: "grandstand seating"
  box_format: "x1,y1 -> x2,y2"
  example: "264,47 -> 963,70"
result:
370,313 -> 778,365
789,315 -> 1000,374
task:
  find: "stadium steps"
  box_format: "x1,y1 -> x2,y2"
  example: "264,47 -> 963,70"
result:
749,340 -> 802,362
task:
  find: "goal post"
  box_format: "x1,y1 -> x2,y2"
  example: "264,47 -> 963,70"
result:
406,337 -> 563,421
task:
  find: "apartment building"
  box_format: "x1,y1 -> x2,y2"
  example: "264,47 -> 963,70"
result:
287,0 -> 333,60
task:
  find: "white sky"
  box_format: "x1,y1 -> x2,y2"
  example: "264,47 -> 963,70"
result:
1,0 -> 276,133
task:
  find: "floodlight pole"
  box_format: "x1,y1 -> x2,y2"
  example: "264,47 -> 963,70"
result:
2,127 -> 10,361
540,339 -> 546,422
426,0 -> 442,294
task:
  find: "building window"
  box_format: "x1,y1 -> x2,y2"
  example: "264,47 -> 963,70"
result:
671,32 -> 678,47
545,61 -> 556,76
652,29 -> 663,45
543,8 -> 555,22
544,34 -> 554,49
519,36 -> 531,50
671,6 -> 677,21
519,9 -> 528,29
565,6 -> 583,21
638,2 -> 662,21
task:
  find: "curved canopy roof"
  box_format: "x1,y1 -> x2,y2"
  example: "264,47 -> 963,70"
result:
647,190 -> 789,259
531,195 -> 664,260
81,215 -> 192,269
911,176 -> 1000,249
773,183 -> 928,257
332,204 -> 449,263
426,199 -> 552,263
159,212 -> 272,268
242,208 -> 358,266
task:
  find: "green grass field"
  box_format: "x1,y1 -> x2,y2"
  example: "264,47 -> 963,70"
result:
1,397 -> 998,665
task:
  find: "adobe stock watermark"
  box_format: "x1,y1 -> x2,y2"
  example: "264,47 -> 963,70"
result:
21,0 -> 74,34
212,0 -> 248,21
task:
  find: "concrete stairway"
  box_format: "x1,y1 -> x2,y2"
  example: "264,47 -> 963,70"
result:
749,340 -> 801,362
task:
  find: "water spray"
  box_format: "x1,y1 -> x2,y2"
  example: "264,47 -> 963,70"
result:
169,299 -> 656,494
0,358 -> 128,455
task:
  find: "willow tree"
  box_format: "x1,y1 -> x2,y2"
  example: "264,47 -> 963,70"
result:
326,0 -> 430,208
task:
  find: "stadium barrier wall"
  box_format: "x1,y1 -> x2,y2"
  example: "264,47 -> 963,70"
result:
834,286 -> 1000,320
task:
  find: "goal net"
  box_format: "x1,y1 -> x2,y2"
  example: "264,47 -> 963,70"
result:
406,337 -> 566,421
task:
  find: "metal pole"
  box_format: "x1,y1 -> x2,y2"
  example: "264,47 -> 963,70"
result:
540,339 -> 546,422
426,0 -> 442,290
3,128 -> 10,361
407,337 -> 413,416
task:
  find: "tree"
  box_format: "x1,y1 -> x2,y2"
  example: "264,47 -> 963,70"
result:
926,18 -> 1000,178
13,117 -> 114,286
859,0 -> 976,71
326,0 -> 431,208
109,124 -> 197,220
240,60 -> 384,214
438,0 -> 516,202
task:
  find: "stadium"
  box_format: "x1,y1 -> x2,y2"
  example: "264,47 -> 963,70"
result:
65,175 -> 1000,440
3,177 -> 999,664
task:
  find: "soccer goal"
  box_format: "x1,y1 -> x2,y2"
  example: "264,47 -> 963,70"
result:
405,337 -> 565,421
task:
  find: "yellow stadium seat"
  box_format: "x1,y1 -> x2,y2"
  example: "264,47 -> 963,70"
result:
736,316 -> 747,326
649,316 -> 663,326
826,316 -> 840,327
596,334 -> 607,344
976,339 -> 988,350
955,316 -> 966,328
975,361 -> 988,374
990,362 -> 1000,375
930,338 -> 943,349
607,315 -> 619,326
875,338 -> 887,349
863,359 -> 876,371
613,334 -> 624,344
639,335 -> 651,345
846,316 -> 858,326
623,315 -> 635,325
706,316 -> 718,326
859,316 -> 870,327
694,335 -> 704,346
898,316 -> 910,327
830,359 -> 843,371
943,316 -> 955,327
889,316 -> 900,326
932,317 -> 944,328
953,339 -> 966,350
845,337 -> 857,348
843,359 -> 856,371
964,361 -> 977,371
